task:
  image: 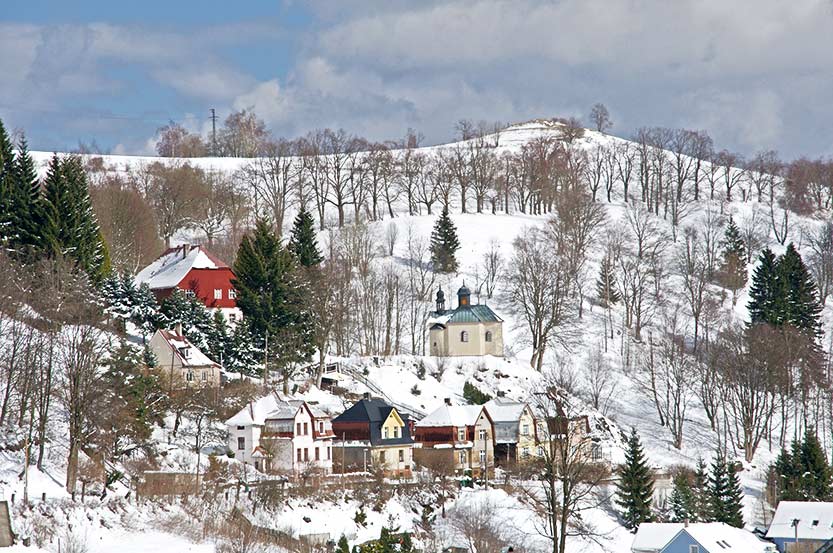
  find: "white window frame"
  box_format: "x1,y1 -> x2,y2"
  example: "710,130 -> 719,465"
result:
237,437 -> 245,450
214,289 -> 222,300
458,429 -> 466,441
478,429 -> 486,441
459,451 -> 466,464
228,289 -> 237,299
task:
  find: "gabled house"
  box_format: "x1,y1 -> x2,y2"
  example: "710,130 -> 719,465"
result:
331,395 -> 413,478
413,399 -> 495,478
484,396 -> 538,464
148,325 -> 221,388
632,522 -> 776,553
766,501 -> 833,552
427,285 -> 504,357
226,393 -> 334,476
136,244 -> 242,324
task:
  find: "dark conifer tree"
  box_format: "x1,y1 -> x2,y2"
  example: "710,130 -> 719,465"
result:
0,119 -> 15,242
776,243 -> 823,335
596,254 -> 620,306
616,428 -> 654,530
8,137 -> 48,257
797,427 -> 832,501
708,457 -> 744,527
722,462 -> 745,528
287,207 -> 323,268
669,472 -> 696,523
747,247 -> 779,325
773,444 -> 799,502
430,206 -> 461,273
691,458 -> 711,522
718,216 -> 748,305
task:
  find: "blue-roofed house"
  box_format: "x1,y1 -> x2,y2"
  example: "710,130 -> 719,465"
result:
427,284 -> 504,357
632,522 -> 776,553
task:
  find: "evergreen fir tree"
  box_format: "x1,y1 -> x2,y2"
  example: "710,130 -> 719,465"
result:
227,318 -> 262,377
773,445 -> 799,501
233,218 -> 314,390
7,137 -> 48,257
287,207 -> 323,268
204,310 -> 233,367
616,428 -> 654,530
708,457 -> 744,527
596,254 -> 621,306
776,243 -> 823,335
160,289 -> 216,353
336,535 -> 350,553
669,472 -> 696,523
691,457 -> 711,522
430,206 -> 461,273
130,282 -> 164,340
797,427 -> 832,501
718,216 -> 748,305
747,248 -> 779,325
0,119 -> 16,243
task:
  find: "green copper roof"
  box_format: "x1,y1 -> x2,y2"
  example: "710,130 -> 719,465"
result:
438,304 -> 503,324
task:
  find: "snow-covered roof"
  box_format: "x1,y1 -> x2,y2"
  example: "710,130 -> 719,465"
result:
135,244 -> 229,290
155,329 -> 219,368
766,501 -> 833,540
416,404 -> 484,428
484,397 -> 528,422
633,523 -> 776,553
225,393 -> 326,427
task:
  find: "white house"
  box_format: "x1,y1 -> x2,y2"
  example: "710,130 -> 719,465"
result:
226,393 -> 334,476
766,501 -> 833,552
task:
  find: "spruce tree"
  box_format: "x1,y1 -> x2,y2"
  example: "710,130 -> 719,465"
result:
797,427 -> 832,501
773,445 -> 799,501
669,472 -> 696,523
596,254 -> 620,306
287,207 -> 323,268
8,137 -> 48,258
708,457 -> 744,527
160,289 -> 216,353
430,206 -> 461,273
691,457 -> 711,522
233,218 -> 314,391
0,119 -> 15,243
227,319 -> 262,377
616,428 -> 654,530
776,243 -> 823,335
747,248 -> 779,325
718,216 -> 748,305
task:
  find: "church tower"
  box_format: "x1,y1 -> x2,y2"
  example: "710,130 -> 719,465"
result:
435,287 -> 446,314
457,283 -> 471,307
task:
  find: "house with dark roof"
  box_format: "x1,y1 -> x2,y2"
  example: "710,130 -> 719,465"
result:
427,284 -> 504,357
331,395 -> 414,478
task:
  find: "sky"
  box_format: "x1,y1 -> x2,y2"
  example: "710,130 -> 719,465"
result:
2,0 -> 833,158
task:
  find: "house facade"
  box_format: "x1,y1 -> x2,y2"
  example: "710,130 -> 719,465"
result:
331,395 -> 413,478
766,501 -> 833,552
484,397 -> 538,464
226,393 -> 334,476
148,325 -> 221,388
427,285 -> 504,357
632,522 -> 776,553
413,400 -> 495,478
136,244 -> 242,324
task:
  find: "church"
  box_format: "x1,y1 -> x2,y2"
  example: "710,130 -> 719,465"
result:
427,284 -> 504,357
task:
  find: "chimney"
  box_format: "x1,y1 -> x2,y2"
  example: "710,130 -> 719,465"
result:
362,392 -> 371,401
182,244 -> 191,258
684,518 -> 689,528
444,398 -> 452,406
174,322 -> 183,336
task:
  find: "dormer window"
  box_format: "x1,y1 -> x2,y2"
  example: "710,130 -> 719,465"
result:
179,347 -> 191,359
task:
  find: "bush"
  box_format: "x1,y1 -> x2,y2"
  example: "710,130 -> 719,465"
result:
354,506 -> 367,527
463,381 -> 492,405
411,385 -> 421,396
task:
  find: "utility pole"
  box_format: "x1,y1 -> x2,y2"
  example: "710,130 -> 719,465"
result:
209,108 -> 218,156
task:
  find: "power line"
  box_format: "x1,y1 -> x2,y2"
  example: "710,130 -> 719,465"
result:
209,108 -> 218,155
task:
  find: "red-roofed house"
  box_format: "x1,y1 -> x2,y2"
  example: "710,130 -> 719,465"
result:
136,244 -> 242,323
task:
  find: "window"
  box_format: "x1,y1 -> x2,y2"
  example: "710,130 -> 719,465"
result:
228,289 -> 237,299
458,429 -> 466,441
479,451 -> 486,465
459,451 -> 466,464
297,449 -> 302,462
327,447 -> 331,460
398,449 -> 405,462
185,289 -> 196,299
201,371 -> 206,381
521,447 -> 529,458
237,437 -> 245,450
384,427 -> 389,439
689,546 -> 699,553
460,331 -> 469,343
379,451 -> 386,463
522,424 -> 530,436
319,422 -> 324,433
315,447 -> 320,461
296,422 -> 302,435
214,289 -> 222,300
186,372 -> 193,382
237,425 -> 245,430
478,429 -> 486,441
179,347 -> 191,359
394,426 -> 400,438
229,313 -> 237,323
303,422 -> 308,435
303,448 -> 309,461
537,446 -> 545,457
591,444 -> 603,461
485,331 -> 493,342
812,520 -> 820,527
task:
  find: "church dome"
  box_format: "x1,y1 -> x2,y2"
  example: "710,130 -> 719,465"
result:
457,284 -> 471,296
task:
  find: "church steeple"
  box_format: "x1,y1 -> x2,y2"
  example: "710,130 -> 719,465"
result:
435,287 -> 446,314
457,282 -> 471,307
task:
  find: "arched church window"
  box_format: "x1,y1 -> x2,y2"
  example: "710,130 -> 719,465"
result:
485,331 -> 493,342
461,331 -> 469,343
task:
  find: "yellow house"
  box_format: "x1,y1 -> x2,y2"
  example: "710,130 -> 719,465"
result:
428,285 -> 504,357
